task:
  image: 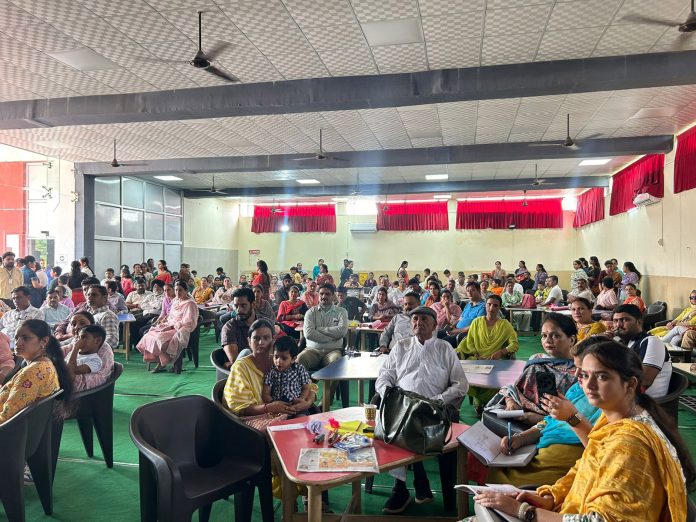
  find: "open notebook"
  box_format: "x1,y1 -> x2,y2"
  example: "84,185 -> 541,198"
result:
457,421 -> 536,467
455,484 -> 525,522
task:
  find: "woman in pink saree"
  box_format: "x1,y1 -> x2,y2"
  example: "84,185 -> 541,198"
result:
137,281 -> 199,373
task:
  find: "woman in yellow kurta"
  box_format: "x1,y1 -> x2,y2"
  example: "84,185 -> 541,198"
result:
456,294 -> 519,359
570,297 -> 606,342
0,319 -> 73,423
649,290 -> 696,339
468,340 -> 694,522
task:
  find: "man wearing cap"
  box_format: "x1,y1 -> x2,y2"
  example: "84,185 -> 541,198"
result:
376,292 -> 431,354
375,305 -> 468,514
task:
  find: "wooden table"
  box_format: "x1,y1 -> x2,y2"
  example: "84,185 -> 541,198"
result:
665,344 -> 693,363
348,325 -> 384,351
460,359 -> 526,389
312,353 -> 386,413
268,407 -> 470,522
674,362 -> 696,379
114,313 -> 136,362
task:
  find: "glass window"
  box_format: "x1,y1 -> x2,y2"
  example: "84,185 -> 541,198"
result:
164,188 -> 182,215
144,243 -> 164,264
164,215 -> 181,242
122,209 -> 144,239
122,178 -> 144,209
94,240 -> 121,277
145,183 -> 164,212
164,244 -> 181,269
95,204 -> 121,237
95,177 -> 121,205
122,242 -> 144,268
145,212 -> 164,240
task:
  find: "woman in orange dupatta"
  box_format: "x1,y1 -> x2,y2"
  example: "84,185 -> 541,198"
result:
469,341 -> 694,522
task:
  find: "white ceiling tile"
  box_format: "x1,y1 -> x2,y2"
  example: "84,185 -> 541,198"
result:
81,0 -> 155,17
422,11 -> 485,41
482,33 -> 542,65
283,0 -> 356,26
597,24 -> 666,52
351,0 -> 419,22
319,47 -> 377,76
484,4 -> 553,36
371,42 -> 426,72
106,12 -> 185,43
220,0 -> 297,33
301,23 -> 367,52
426,38 -> 480,69
546,0 -> 621,30
537,27 -> 605,57
418,0 -> 484,17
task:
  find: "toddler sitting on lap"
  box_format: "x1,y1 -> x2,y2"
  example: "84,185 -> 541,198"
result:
262,336 -> 313,415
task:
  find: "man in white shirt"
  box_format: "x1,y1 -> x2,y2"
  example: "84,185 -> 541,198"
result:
376,292 -> 421,353
612,304 -> 671,398
445,279 -> 462,303
1,286 -> 44,342
567,278 -> 595,304
454,272 -> 468,300
539,276 -> 563,306
40,290 -> 71,327
375,306 -> 468,514
125,278 -> 152,310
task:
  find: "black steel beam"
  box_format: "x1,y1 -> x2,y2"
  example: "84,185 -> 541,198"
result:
2,51 -> 696,129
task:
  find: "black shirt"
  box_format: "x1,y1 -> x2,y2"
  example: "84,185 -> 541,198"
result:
275,287 -> 289,306
341,297 -> 365,321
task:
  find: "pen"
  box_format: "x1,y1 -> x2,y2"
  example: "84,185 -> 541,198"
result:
507,422 -> 513,454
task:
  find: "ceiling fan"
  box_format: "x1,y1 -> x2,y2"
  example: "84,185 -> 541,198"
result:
109,139 -> 146,168
522,189 -> 528,207
189,174 -> 227,195
512,164 -> 556,188
350,170 -> 363,195
531,114 -> 600,150
293,129 -> 348,162
621,0 -> 696,50
188,11 -> 239,82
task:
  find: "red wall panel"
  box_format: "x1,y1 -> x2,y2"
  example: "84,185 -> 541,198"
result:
0,162 -> 27,253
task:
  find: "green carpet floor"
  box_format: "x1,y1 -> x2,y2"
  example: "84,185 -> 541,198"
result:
6,332 -> 696,521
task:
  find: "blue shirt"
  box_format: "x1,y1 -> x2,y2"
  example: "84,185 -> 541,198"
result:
537,382 -> 601,449
456,300 -> 485,329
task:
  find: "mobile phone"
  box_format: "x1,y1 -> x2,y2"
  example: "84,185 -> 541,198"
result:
537,371 -> 557,402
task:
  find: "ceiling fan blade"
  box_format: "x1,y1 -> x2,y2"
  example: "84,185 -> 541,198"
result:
620,13 -> 678,27
291,156 -> 316,161
204,65 -> 239,82
205,41 -> 231,60
327,155 -> 348,162
581,133 -> 603,140
529,141 -> 563,147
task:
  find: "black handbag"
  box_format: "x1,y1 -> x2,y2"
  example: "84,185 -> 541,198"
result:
375,386 -> 453,455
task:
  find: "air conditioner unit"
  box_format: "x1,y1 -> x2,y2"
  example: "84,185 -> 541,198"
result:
349,222 -> 377,233
633,192 -> 662,207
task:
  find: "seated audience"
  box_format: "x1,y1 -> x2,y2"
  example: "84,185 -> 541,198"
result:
491,261 -> 506,280
315,264 -> 334,286
298,284 -> 348,373
368,286 -> 400,324
566,278 -> 594,304
276,285 -> 308,339
492,314 -> 578,426
532,264 -> 548,292
55,285 -> 75,310
457,295 -> 519,360
1,286 -> 44,341
336,286 -> 367,322
612,304 -> 671,398
220,287 -> 259,367
300,280 -> 319,308
101,268 -> 117,287
261,335 -> 313,414
274,275 -> 292,307
594,276 -> 618,314
432,289 -> 462,332
570,297 -> 606,341
83,285 -> 119,350
598,258 -> 622,292
622,282 -> 645,312
105,281 -> 127,313
376,306 -> 468,513
0,319 -> 73,423
569,259 -> 589,292
0,331 -> 14,383
489,279 -> 503,296
472,341 -> 694,522
137,281 -> 199,373
154,260 -> 173,285
64,323 -> 114,391
192,276 -> 214,305
445,278 -> 462,302
125,278 -> 151,310
650,289 -> 696,346
619,261 -> 641,300
40,290 -> 71,327
501,279 -> 531,332
424,281 -> 442,307
129,280 -> 165,346
376,292 -> 422,354
252,285 -> 275,322
389,278 -> 408,305
449,282 -> 486,337
212,277 -> 234,305
486,337 -> 602,487
369,275 -> 389,304
56,275 -> 73,300
537,275 -> 563,306
119,268 -> 134,296
363,272 -> 377,289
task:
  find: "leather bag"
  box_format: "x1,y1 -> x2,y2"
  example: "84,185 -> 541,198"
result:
375,386 -> 453,455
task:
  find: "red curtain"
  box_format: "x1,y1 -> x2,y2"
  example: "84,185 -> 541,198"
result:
609,154 -> 664,215
376,202 -> 449,231
573,188 -> 605,228
251,205 -> 336,233
675,126 -> 696,194
456,199 -> 563,229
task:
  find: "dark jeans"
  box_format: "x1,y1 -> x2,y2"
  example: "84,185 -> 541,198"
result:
278,323 -> 300,339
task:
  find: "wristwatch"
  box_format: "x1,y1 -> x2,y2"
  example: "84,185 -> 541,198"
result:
518,502 -> 537,521
566,411 -> 583,427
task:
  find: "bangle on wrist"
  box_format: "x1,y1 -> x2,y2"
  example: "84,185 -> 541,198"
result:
264,403 -> 268,414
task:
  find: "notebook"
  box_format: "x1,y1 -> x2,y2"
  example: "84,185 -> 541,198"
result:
456,421 -> 536,467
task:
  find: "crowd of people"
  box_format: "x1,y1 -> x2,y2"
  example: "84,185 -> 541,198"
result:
1,251 -> 694,520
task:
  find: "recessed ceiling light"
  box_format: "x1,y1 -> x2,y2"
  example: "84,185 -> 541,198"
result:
361,18 -> 423,47
630,107 -> 678,119
46,47 -> 119,71
433,194 -> 451,199
426,174 -> 449,181
296,179 -> 320,184
578,159 -> 611,166
154,175 -> 183,181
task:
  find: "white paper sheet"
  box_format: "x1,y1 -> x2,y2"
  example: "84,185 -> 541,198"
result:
267,423 -> 307,432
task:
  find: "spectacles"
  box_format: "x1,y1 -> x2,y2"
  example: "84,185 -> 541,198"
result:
690,296 -> 696,300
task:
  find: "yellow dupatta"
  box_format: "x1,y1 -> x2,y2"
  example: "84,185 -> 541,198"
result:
537,413 -> 687,522
456,316 -> 519,359
576,321 -> 607,342
650,306 -> 696,337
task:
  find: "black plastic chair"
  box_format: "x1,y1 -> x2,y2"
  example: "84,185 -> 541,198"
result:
212,378 -> 226,407
171,318 -> 202,374
130,395 -> 269,522
52,363 -> 124,476
655,371 -> 689,422
0,390 -> 62,522
210,348 -> 231,382
643,303 -> 666,331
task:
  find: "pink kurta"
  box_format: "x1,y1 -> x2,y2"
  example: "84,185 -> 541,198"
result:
136,298 -> 199,365
62,341 -> 115,391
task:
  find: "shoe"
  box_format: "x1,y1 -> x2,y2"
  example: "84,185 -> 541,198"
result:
150,365 -> 166,373
23,465 -> 33,486
414,479 -> 434,505
383,484 -> 411,514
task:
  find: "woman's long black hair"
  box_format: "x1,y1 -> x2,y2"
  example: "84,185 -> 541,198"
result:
21,319 -> 75,417
582,341 -> 695,491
